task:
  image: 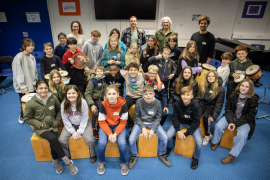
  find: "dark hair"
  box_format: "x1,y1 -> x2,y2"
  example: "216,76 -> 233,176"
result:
63,85 -> 83,114
125,62 -> 139,70
43,42 -> 53,49
36,79 -> 49,89
58,32 -> 67,39
109,63 -> 118,68
109,28 -> 120,37
21,38 -> 35,51
146,35 -> 159,56
70,20 -> 83,34
67,37 -> 77,45
221,52 -> 234,60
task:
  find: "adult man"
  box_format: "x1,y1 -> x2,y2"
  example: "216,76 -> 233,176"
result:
121,16 -> 146,53
191,15 -> 215,64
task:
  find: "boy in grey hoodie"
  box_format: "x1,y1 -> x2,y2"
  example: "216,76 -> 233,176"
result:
82,30 -> 103,69
128,85 -> 171,169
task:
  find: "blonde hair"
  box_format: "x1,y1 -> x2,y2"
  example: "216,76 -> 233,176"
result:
107,35 -> 121,52
49,70 -> 66,95
180,40 -> 199,62
180,86 -> 193,95
143,84 -> 154,93
95,65 -> 105,72
235,79 -> 255,98
148,65 -> 159,73
126,43 -> 140,58
162,47 -> 171,54
198,70 -> 219,99
175,66 -> 194,95
105,84 -> 119,95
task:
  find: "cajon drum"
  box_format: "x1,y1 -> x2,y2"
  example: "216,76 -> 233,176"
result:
58,120 -> 64,134
88,107 -> 98,126
30,133 -> 52,161
200,116 -> 205,138
138,129 -> 158,157
128,104 -> 136,122
69,137 -> 90,159
220,128 -> 237,150
174,128 -> 195,159
105,141 -> 120,157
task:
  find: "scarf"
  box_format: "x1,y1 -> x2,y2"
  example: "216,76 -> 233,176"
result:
128,74 -> 139,90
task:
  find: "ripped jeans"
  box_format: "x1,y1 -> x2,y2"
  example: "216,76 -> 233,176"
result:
167,124 -> 203,159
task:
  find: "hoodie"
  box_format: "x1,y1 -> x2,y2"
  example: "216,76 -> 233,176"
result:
82,39 -> 103,68
98,97 -> 128,136
105,71 -> 125,97
134,97 -> 162,132
172,98 -> 201,137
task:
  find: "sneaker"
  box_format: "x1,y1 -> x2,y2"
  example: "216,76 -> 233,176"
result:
97,162 -> 105,175
191,157 -> 199,169
158,154 -> 171,167
120,164 -> 129,175
93,128 -> 99,139
128,156 -> 138,169
52,161 -> 64,174
18,115 -> 24,124
166,147 -> 173,157
65,160 -> 78,175
203,134 -> 213,145
90,155 -> 97,163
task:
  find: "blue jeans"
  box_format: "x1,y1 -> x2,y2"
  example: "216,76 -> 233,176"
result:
212,116 -> 250,157
129,123 -> 168,156
167,124 -> 203,159
98,125 -> 127,164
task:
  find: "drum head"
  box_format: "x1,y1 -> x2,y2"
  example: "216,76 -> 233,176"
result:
59,70 -> 68,77
202,64 -> 216,71
84,69 -> 95,76
234,74 -> 245,83
63,77 -> 70,85
73,53 -> 88,69
246,65 -> 260,75
21,93 -> 36,103
44,74 -> 50,80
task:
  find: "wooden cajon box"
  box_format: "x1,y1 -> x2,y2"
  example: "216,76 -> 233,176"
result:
105,141 -> 120,157
220,128 -> 237,150
200,115 -> 205,138
58,120 -> 64,134
128,104 -> 136,122
88,107 -> 98,126
138,129 -> 158,157
69,136 -> 90,159
30,133 -> 52,161
174,128 -> 195,159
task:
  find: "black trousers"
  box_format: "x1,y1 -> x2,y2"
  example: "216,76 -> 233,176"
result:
40,131 -> 65,159
200,105 -> 214,136
125,96 -> 140,126
18,91 -> 35,118
226,84 -> 236,101
75,82 -> 84,96
91,99 -> 101,128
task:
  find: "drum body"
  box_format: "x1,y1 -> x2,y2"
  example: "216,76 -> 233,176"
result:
195,64 -> 216,85
251,71 -> 263,80
21,93 -> 36,113
246,65 -> 263,80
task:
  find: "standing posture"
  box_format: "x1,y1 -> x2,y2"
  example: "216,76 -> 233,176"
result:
67,20 -> 85,51
104,28 -> 126,54
54,32 -> 69,60
217,52 -> 233,87
48,70 -> 66,103
168,35 -> 181,64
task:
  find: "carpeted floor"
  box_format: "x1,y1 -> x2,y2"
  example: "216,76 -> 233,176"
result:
0,70 -> 269,180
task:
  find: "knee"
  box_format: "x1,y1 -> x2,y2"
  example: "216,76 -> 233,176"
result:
129,137 -> 136,145
236,131 -> 248,140
215,122 -> 223,131
49,136 -> 59,144
117,139 -> 127,148
84,137 -> 95,144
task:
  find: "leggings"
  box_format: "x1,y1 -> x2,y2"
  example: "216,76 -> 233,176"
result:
125,96 -> 140,126
40,131 -> 66,160
200,105 -> 214,136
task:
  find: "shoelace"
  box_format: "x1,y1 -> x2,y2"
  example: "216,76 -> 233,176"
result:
163,157 -> 169,162
130,157 -> 136,163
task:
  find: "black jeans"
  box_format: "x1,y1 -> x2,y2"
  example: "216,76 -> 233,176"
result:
40,131 -> 65,159
226,84 -> 236,101
125,96 -> 140,126
200,105 -> 214,136
18,91 -> 35,118
74,82 -> 84,96
91,99 -> 101,128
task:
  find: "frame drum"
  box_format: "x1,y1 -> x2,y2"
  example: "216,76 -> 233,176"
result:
73,53 -> 88,69
234,74 -> 245,83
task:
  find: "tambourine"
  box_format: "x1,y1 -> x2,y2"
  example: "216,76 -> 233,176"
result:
72,53 -> 88,69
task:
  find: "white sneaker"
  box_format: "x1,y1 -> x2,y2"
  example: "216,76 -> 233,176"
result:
203,134 -> 213,145
18,115 -> 24,124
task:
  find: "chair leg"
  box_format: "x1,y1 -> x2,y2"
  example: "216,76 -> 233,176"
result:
256,114 -> 270,120
0,85 -> 6,93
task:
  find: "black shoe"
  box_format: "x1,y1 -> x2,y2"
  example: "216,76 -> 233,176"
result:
191,157 -> 199,169
166,147 -> 173,157
128,125 -> 133,136
93,128 -> 99,139
90,155 -> 97,163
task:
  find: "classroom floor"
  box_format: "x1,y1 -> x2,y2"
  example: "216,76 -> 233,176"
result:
0,71 -> 270,180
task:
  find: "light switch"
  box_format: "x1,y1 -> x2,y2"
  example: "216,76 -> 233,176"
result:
23,32 -> 28,37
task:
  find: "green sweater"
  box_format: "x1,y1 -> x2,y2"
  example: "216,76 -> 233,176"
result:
100,49 -> 125,71
24,94 -> 61,136
155,28 -> 178,51
228,58 -> 253,87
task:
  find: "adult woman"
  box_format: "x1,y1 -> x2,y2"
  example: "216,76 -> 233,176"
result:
155,16 -> 178,51
67,20 -> 85,51
104,28 -> 126,54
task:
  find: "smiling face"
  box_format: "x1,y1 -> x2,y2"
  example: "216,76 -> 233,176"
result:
188,44 -> 195,54
236,50 -> 248,62
44,46 -> 53,55
131,45 -> 138,54
239,82 -> 250,95
162,19 -> 170,29
72,23 -> 79,33
129,18 -> 137,29
106,89 -> 119,104
36,83 -> 48,100
207,72 -> 215,83
112,31 -> 119,38
58,35 -> 67,45
148,69 -> 158,80
68,44 -> 77,52
181,91 -> 193,105
96,68 -> 105,78
183,68 -> 192,80
52,73 -> 60,85
199,20 -> 208,32
143,91 -> 155,104
222,59 -> 231,66
67,88 -> 78,103
110,38 -> 118,49
128,67 -> 139,78
147,37 -> 155,48
91,36 -> 100,43
109,65 -> 119,77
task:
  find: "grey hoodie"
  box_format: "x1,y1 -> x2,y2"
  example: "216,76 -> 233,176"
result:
134,97 -> 162,132
36,92 -> 52,105
82,39 -> 103,68
12,52 -> 38,93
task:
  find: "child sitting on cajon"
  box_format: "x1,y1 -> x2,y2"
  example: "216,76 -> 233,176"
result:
128,85 -> 171,169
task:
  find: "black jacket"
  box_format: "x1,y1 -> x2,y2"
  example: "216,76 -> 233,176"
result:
198,84 -> 225,120
105,71 -> 125,97
225,92 -> 258,139
168,46 -> 181,63
64,61 -> 85,84
140,47 -> 160,73
172,98 -> 201,137
170,78 -> 198,104
176,55 -> 199,78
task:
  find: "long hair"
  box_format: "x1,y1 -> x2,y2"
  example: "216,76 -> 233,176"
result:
175,66 -> 194,95
107,35 -> 121,52
145,35 -> 159,56
198,70 -> 219,99
70,20 -> 83,34
235,79 -> 255,98
49,70 -> 66,95
126,43 -> 140,58
63,85 -> 82,114
180,40 -> 199,62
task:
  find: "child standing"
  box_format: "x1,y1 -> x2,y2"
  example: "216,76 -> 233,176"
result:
12,38 -> 38,124
166,86 -> 202,169
128,85 -> 171,169
41,42 -> 66,78
97,85 -> 129,175
101,35 -> 125,71
48,69 -> 66,103
85,65 -> 106,139
125,43 -> 143,72
105,64 -> 125,97
59,85 -> 96,163
82,30 -> 103,69
24,79 -> 78,175
168,35 -> 181,63
54,32 -> 69,60
217,52 -> 233,87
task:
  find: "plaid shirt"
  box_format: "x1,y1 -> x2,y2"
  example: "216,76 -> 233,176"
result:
120,27 -> 146,53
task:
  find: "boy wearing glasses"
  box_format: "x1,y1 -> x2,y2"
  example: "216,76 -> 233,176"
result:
128,85 -> 171,169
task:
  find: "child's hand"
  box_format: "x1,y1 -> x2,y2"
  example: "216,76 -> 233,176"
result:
209,117 -> 214,122
167,74 -> 174,80
23,90 -> 29,95
148,130 -> 154,139
70,58 -> 74,64
91,105 -> 97,113
87,58 -> 89,62
228,123 -> 235,131
177,131 -> 186,140
114,60 -> 120,65
142,128 -> 148,139
157,82 -> 162,92
121,70 -> 127,77
233,73 -> 240,79
164,107 -> 169,114
142,72 -> 147,79
108,60 -> 114,64
72,134 -> 79,140
143,50 -> 146,58
92,66 -> 97,70
156,54 -> 162,59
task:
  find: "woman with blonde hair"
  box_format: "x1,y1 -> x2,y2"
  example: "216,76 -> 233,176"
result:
198,70 -> 225,145
67,20 -> 85,51
48,69 -> 66,103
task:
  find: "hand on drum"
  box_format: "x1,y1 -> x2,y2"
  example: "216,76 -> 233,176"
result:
142,128 -> 148,139
167,74 -> 174,80
148,130 -> 154,139
23,90 -> 29,95
72,134 -> 81,140
233,73 -> 240,79
228,123 -> 235,131
70,58 -> 74,64
109,133 -> 117,143
177,131 -> 186,140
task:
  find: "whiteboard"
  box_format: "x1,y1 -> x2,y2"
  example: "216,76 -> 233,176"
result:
164,0 -> 240,40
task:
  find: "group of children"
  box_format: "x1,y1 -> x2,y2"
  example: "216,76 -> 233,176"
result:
12,28 -> 258,175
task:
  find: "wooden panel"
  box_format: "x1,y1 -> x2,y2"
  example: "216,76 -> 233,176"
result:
174,128 -> 195,159
128,104 -> 136,122
105,141 -> 120,157
69,137 -> 90,159
30,133 -> 52,161
200,115 -> 205,138
138,129 -> 158,157
220,128 -> 237,150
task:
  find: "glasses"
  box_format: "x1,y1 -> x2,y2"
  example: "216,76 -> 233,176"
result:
38,87 -> 48,91
148,72 -> 157,75
144,92 -> 154,96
